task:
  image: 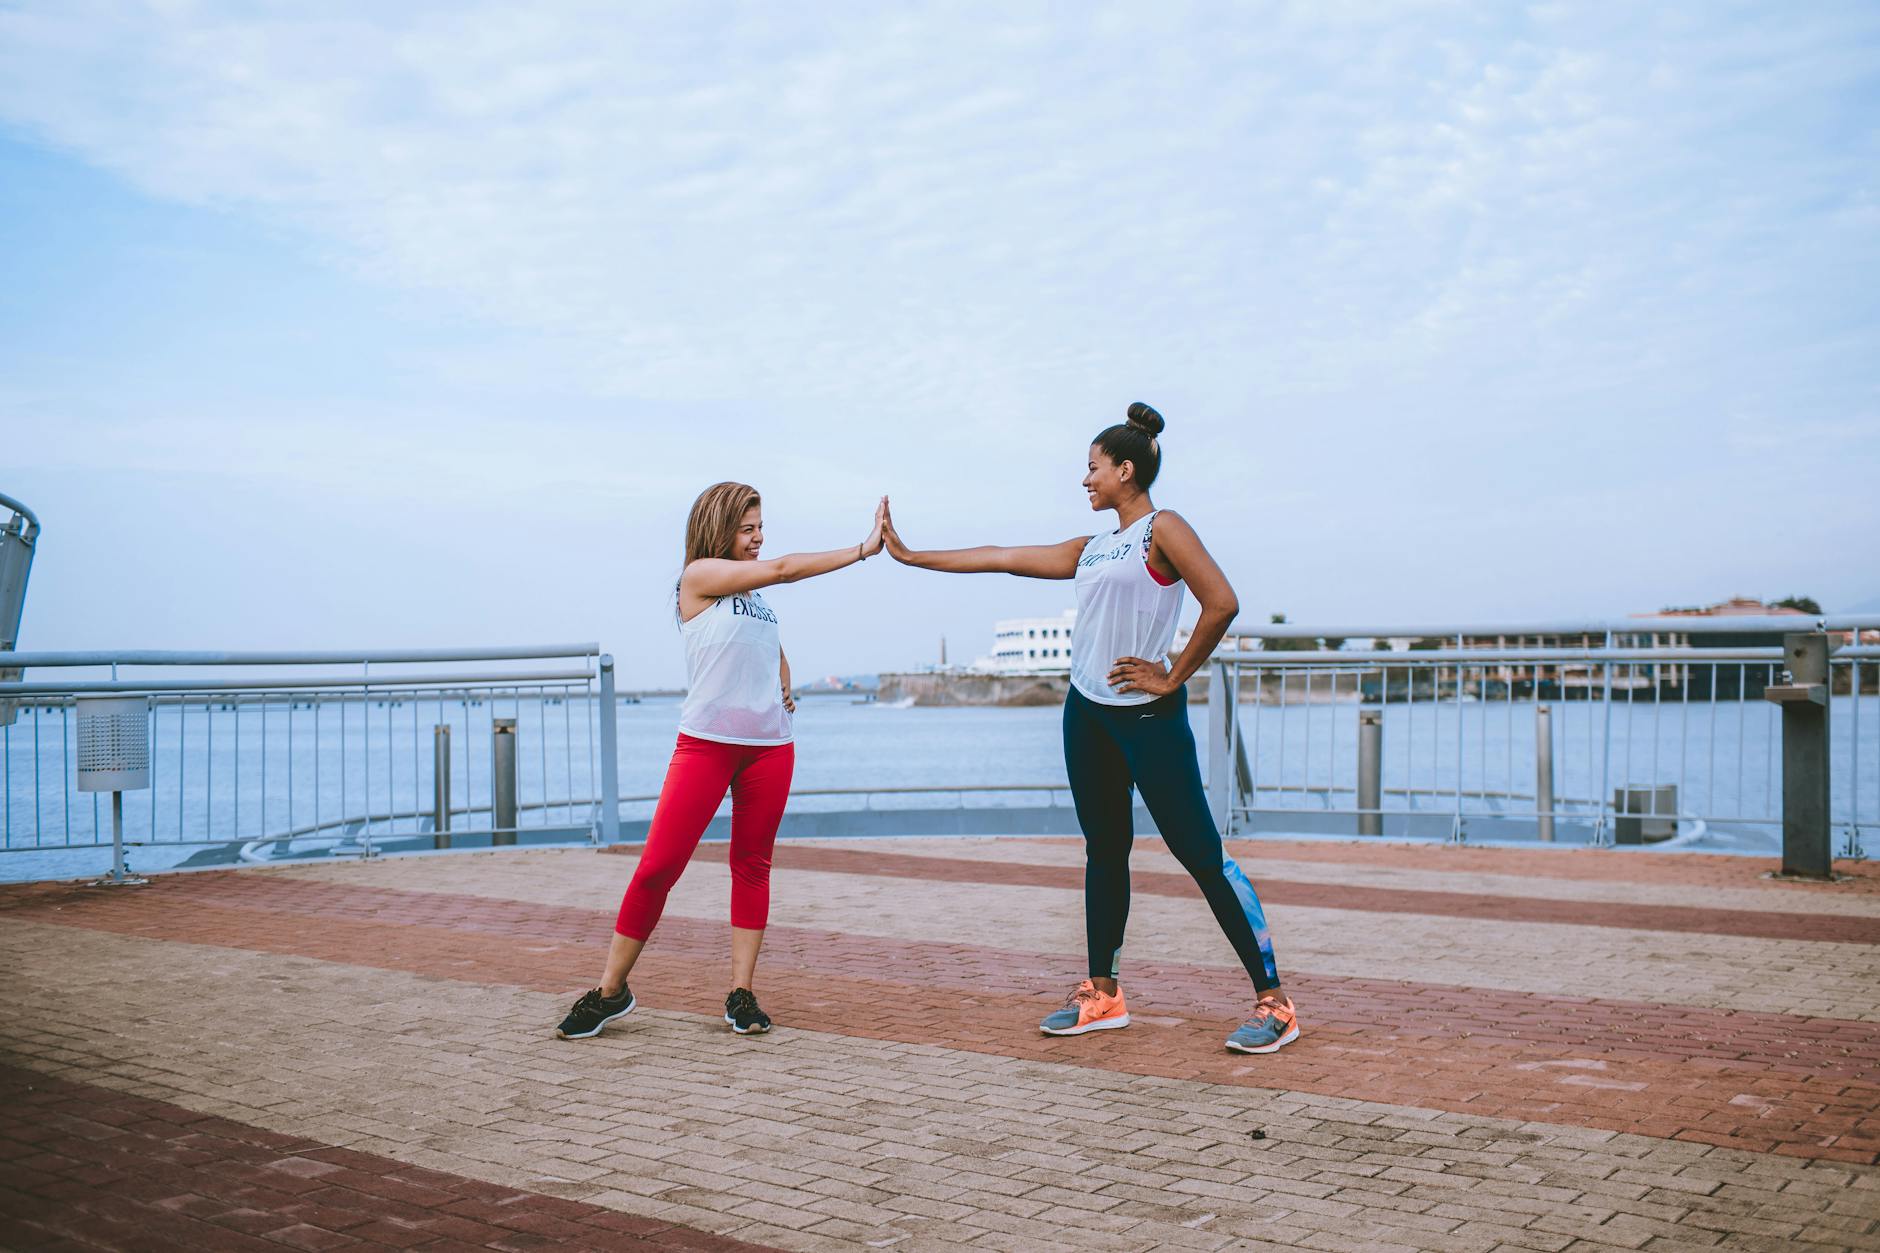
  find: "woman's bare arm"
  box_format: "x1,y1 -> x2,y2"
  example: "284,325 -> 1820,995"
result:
681,499 -> 886,603
882,501 -> 1085,581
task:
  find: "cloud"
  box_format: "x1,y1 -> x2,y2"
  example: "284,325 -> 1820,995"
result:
1,1 -> 1870,428
2,1 -> 1878,660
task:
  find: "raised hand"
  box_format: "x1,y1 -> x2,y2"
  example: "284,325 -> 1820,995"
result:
862,495 -> 887,559
882,497 -> 912,563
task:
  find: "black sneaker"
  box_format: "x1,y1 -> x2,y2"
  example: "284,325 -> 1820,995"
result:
556,985 -> 635,1039
724,988 -> 771,1035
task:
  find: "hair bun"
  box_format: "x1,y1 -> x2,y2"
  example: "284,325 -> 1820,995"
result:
1126,401 -> 1165,437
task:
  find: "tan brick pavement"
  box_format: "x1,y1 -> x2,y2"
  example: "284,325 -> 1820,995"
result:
282,848 -> 1880,1021
3,920 -> 1876,1252
794,837 -> 1880,919
2,836 -> 1878,1252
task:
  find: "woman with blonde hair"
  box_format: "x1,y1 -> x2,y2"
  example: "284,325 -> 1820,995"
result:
557,483 -> 886,1039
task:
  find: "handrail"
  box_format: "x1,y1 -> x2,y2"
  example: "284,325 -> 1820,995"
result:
1224,615 -> 1879,640
0,668 -> 595,695
220,785 -> 1081,854
615,782 -> 1070,804
0,491 -> 39,543
1210,647 -> 1787,664
4,644 -> 600,668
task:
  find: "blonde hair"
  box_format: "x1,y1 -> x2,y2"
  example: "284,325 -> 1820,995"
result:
684,482 -> 762,566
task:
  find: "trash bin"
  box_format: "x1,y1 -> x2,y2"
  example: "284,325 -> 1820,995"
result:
0,492 -> 39,729
1612,785 -> 1678,844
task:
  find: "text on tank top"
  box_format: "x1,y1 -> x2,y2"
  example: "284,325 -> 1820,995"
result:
1070,510 -> 1186,706
677,590 -> 793,745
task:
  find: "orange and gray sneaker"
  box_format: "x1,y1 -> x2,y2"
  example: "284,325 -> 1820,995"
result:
1225,993 -> 1300,1054
1039,980 -> 1130,1036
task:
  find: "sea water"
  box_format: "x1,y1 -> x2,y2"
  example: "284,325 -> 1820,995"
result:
4,694 -> 1875,882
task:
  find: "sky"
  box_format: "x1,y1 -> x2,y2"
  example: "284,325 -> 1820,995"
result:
2,1 -> 1877,687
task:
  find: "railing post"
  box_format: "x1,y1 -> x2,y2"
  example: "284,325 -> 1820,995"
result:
1595,630 -> 1615,846
1535,704 -> 1555,842
1208,658 -> 1231,833
491,717 -> 517,845
1451,632 -> 1465,843
1767,632 -> 1832,879
433,723 -> 451,850
597,655 -> 621,843
1357,707 -> 1382,836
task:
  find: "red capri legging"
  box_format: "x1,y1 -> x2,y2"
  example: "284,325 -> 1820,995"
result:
614,733 -> 795,940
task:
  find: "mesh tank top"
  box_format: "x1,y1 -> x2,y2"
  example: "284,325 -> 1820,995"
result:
677,590 -> 793,745
1069,511 -> 1185,706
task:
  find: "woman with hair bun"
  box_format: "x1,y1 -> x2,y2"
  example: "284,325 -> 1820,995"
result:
883,404 -> 1298,1054
556,483 -> 887,1041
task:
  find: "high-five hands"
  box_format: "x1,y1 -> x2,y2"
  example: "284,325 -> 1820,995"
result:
881,497 -> 910,563
862,496 -> 888,559
1109,656 -> 1176,698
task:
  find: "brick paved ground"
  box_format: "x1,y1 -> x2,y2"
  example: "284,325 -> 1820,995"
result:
1,836 -> 1877,1251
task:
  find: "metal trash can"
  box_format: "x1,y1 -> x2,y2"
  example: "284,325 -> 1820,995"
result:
0,492 -> 39,728
76,695 -> 151,885
76,696 -> 152,793
1612,785 -> 1678,844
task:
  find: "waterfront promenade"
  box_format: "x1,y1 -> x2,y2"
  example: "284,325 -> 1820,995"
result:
1,836 -> 1877,1251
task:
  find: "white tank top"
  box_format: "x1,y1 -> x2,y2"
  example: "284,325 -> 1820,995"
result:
1070,511 -> 1185,706
677,590 -> 793,746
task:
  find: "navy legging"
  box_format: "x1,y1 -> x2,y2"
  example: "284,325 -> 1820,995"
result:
1062,684 -> 1280,993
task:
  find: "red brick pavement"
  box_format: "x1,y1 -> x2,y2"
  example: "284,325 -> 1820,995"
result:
5,871 -> 1877,1163
0,1062 -> 777,1252
988,835 -> 1880,893
1212,836 -> 1880,893
681,841 -> 1880,943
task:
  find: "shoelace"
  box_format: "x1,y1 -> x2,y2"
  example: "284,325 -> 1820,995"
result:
729,989 -> 759,1015
1064,981 -> 1103,1009
1248,997 -> 1289,1025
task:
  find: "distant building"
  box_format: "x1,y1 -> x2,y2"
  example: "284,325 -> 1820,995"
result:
1454,597 -> 1816,700
974,610 -> 1077,673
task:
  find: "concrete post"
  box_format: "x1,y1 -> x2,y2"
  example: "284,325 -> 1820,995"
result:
491,717 -> 518,846
1766,632 -> 1831,879
1357,707 -> 1382,835
433,724 -> 451,849
1207,658 -> 1231,833
1535,704 -> 1555,843
597,656 -> 621,843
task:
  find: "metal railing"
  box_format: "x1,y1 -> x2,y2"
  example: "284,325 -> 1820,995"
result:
1,646 -> 618,859
1203,616 -> 1879,860
7,616 -> 1875,873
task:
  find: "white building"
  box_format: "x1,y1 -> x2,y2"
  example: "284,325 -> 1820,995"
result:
973,610 -> 1077,673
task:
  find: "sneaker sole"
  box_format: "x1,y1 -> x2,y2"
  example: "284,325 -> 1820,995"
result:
724,1014 -> 772,1035
1040,1013 -> 1130,1037
555,998 -> 636,1039
1224,1024 -> 1299,1054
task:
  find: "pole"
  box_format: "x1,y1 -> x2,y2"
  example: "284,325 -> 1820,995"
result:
433,723 -> 451,849
1535,704 -> 1556,842
1357,707 -> 1382,835
1769,632 -> 1831,879
1207,659 -> 1231,832
492,717 -> 517,846
111,791 -> 125,881
597,656 -> 620,843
